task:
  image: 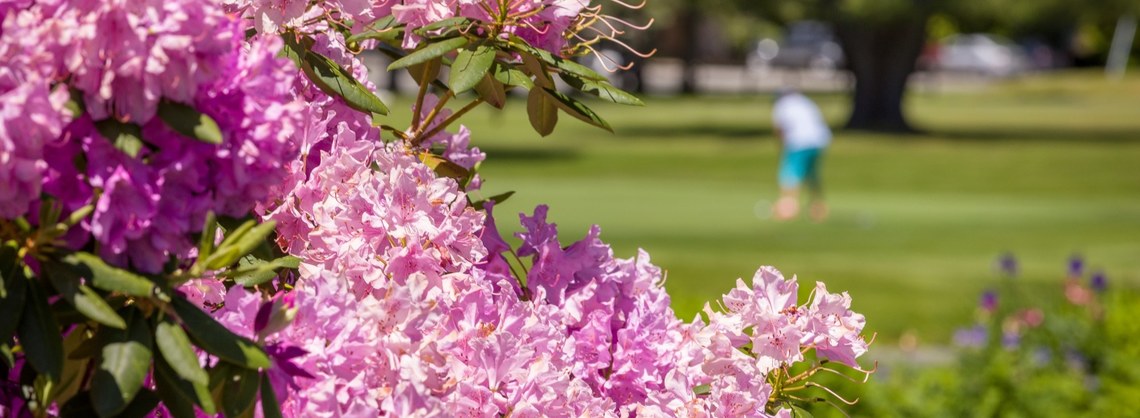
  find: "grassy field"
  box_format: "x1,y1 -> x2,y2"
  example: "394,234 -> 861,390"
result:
389,71 -> 1140,344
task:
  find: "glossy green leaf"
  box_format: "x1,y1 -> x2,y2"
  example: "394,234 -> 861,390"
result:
172,297 -> 270,369
491,62 -> 534,89
537,87 -> 612,132
413,16 -> 470,36
449,45 -> 496,94
198,211 -> 218,263
92,309 -> 152,417
302,50 -> 389,115
473,74 -> 506,109
44,262 -> 126,329
61,252 -> 156,298
345,16 -> 401,44
558,73 -> 645,106
509,37 -> 606,81
18,280 -> 63,380
155,355 -> 215,417
204,219 -> 255,270
94,120 -> 145,158
388,37 -> 468,70
155,319 -> 208,385
259,372 -> 284,418
157,101 -> 224,144
231,255 -> 300,287
221,367 -> 260,418
471,191 -> 515,211
526,87 -> 558,137
207,221 -> 278,273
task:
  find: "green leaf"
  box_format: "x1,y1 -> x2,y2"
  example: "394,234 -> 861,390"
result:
520,53 -> 553,89
559,73 -> 645,106
473,74 -> 506,109
278,37 -> 304,68
171,297 -> 270,369
155,355 -> 215,417
0,244 -> 26,343
157,101 -> 224,144
449,45 -> 496,94
388,37 -> 469,70
18,280 -> 63,380
231,255 -> 301,287
259,372 -> 284,418
61,252 -> 156,298
53,324 -> 92,404
63,204 -> 94,227
198,211 -> 218,264
43,262 -> 126,329
117,389 -> 159,418
345,16 -> 401,44
155,319 -> 208,385
64,86 -> 86,117
509,37 -> 606,81
471,191 -> 515,211
301,50 -> 389,115
418,152 -> 470,181
58,391 -> 97,417
92,309 -> 152,417
207,221 -> 277,272
492,63 -> 534,89
413,16 -> 470,36
221,367 -> 260,418
407,57 -> 442,86
537,87 -> 612,132
791,405 -> 815,418
692,383 -> 711,395
94,119 -> 146,158
526,86 -> 558,137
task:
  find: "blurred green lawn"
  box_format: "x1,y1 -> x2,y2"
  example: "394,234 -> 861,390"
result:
388,71 -> 1140,344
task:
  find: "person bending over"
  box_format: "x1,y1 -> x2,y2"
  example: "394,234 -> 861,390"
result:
771,89 -> 830,222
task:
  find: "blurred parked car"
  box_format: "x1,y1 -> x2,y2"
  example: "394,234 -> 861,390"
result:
934,34 -> 1030,77
769,21 -> 844,71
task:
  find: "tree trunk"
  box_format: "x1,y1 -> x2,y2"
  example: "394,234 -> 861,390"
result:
679,0 -> 700,94
834,16 -> 929,133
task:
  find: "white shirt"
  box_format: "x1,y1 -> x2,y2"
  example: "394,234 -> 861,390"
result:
772,93 -> 831,151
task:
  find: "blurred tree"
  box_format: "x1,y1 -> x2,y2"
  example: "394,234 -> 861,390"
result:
728,0 -> 1140,132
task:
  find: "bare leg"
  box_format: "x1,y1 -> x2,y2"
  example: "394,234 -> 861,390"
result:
773,188 -> 800,221
805,152 -> 827,222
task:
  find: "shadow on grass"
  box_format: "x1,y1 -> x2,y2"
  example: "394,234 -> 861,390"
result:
838,127 -> 1140,144
932,128 -> 1140,143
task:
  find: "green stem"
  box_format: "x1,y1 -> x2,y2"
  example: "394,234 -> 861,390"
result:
415,98 -> 484,145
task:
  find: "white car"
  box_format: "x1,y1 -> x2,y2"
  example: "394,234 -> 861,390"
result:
935,34 -> 1030,77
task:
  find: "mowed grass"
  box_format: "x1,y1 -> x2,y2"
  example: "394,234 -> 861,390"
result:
385,71 -> 1140,344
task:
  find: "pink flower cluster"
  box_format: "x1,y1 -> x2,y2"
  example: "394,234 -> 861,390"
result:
0,0 -> 302,271
249,99 -> 870,415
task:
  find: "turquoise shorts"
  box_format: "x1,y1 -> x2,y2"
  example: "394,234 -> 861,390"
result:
778,147 -> 823,189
